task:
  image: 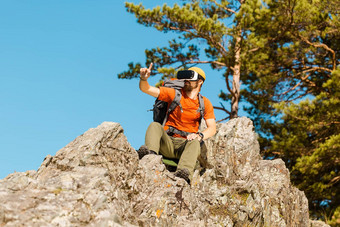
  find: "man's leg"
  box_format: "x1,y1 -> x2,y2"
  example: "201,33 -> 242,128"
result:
145,122 -> 175,158
173,138 -> 201,182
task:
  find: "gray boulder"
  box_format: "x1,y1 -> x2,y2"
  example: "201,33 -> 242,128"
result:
0,118 -> 330,226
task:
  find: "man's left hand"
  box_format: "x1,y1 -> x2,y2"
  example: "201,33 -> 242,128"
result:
187,133 -> 201,141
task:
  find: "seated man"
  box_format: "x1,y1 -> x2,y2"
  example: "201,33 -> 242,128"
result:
137,63 -> 216,184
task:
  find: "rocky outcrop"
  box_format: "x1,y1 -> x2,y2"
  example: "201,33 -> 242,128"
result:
0,117 -> 330,226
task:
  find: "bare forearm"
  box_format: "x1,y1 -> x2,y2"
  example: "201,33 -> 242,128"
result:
139,79 -> 150,92
139,79 -> 160,98
201,126 -> 216,140
201,118 -> 216,140
187,119 -> 216,141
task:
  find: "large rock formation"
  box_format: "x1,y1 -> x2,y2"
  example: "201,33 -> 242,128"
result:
0,117 -> 329,226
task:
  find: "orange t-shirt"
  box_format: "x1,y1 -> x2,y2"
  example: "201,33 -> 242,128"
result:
158,87 -> 215,137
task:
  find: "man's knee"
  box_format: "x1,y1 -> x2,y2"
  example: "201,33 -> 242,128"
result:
185,139 -> 201,155
188,139 -> 201,149
147,122 -> 162,130
150,121 -> 162,127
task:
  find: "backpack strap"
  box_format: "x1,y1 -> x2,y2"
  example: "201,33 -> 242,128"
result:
197,93 -> 206,131
197,93 -> 205,119
162,89 -> 182,126
166,93 -> 206,137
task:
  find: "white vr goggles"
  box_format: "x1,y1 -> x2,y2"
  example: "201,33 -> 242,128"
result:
177,70 -> 204,81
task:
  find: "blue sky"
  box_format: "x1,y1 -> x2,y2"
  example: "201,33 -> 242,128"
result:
0,1 -> 240,179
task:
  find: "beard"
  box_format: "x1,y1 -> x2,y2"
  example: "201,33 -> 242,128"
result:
183,81 -> 199,92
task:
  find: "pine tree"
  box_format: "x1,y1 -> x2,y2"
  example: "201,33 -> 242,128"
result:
239,0 -> 340,224
119,0 -> 340,224
272,68 -> 340,224
119,0 -> 260,120
241,0 -> 339,132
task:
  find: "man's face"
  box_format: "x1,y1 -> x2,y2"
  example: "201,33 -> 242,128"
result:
183,80 -> 200,92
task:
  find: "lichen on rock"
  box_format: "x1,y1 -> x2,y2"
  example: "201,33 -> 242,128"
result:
0,118 -> 330,226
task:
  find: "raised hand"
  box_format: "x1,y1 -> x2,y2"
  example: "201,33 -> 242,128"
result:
140,63 -> 153,81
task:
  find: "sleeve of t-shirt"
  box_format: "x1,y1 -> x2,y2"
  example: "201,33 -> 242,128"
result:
158,87 -> 176,103
203,97 -> 215,120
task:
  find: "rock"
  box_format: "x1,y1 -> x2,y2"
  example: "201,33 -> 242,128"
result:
0,118 -> 330,226
310,220 -> 332,227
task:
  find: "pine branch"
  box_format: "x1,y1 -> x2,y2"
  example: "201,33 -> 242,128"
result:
288,91 -> 311,102
205,34 -> 228,55
285,112 -> 307,121
285,87 -> 307,102
248,47 -> 260,53
213,105 -> 231,115
225,66 -> 236,99
329,176 -> 340,185
297,35 -> 337,70
280,67 -> 329,97
211,0 -> 236,14
186,60 -> 226,67
153,20 -> 228,56
216,116 -> 230,123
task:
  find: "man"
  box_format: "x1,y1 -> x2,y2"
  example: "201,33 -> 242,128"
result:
137,63 -> 216,184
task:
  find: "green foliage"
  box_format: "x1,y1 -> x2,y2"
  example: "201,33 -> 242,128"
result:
271,68 -> 340,224
241,0 -> 339,119
120,0 -> 251,119
118,62 -> 142,79
119,1 -> 340,224
239,1 -> 340,222
328,206 -> 340,226
118,38 -> 201,80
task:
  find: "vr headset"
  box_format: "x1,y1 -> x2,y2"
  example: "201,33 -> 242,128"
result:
177,70 -> 205,81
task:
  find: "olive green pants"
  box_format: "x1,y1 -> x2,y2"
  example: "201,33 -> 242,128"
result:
145,122 -> 200,180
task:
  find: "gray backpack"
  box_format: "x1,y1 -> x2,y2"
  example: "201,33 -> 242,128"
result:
153,79 -> 205,135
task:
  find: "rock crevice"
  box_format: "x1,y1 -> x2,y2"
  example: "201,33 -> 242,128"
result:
0,118 -> 329,226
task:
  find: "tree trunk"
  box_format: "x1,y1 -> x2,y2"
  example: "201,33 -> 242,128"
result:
231,26 -> 242,119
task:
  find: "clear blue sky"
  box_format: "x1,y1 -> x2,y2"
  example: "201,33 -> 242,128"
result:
0,1 -> 241,179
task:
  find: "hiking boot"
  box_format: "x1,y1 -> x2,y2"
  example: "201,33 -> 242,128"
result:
174,168 -> 190,184
136,145 -> 157,160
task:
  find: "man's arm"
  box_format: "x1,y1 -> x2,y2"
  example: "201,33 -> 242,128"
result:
201,118 -> 216,140
187,118 -> 216,141
139,63 -> 160,98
